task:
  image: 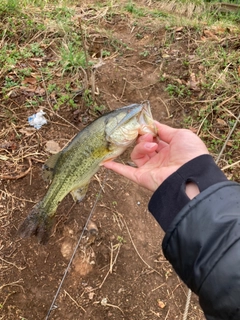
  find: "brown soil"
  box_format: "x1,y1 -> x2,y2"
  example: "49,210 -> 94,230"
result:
0,2 -> 218,320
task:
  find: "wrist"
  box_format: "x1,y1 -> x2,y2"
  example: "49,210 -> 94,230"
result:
148,154 -> 228,232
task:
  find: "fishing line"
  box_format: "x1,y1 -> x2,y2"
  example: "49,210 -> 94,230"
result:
45,173 -> 107,320
183,112 -> 240,320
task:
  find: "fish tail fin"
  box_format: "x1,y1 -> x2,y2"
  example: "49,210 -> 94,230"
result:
18,202 -> 55,244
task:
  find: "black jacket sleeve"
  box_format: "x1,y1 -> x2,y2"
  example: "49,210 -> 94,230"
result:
148,155 -> 240,320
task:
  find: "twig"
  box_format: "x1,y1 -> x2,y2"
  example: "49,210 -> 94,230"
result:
94,174 -> 106,193
120,78 -> 127,100
0,158 -> 32,180
78,18 -> 90,82
0,257 -> 25,271
100,298 -> 124,315
151,283 -> 167,292
164,307 -> 170,320
217,93 -> 239,109
0,189 -> 35,203
222,160 -> 240,171
44,107 -> 80,131
0,279 -> 24,291
104,302 -> 124,315
222,106 -> 240,121
158,96 -> 171,118
79,66 -> 89,92
197,113 -> 210,136
0,25 -> 8,49
216,111 -> 240,164
0,291 -> 16,309
64,290 -> 86,313
123,218 -> 162,277
49,120 -> 76,128
99,242 -> 121,288
99,204 -> 124,230
39,63 -> 52,109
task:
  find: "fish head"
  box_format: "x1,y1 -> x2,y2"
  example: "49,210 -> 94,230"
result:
105,101 -> 157,148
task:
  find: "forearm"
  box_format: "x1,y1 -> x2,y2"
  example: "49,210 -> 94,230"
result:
148,155 -> 240,319
162,182 -> 240,319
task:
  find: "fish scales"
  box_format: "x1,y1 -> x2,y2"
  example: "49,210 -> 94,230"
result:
40,122 -> 109,214
18,103 -> 156,244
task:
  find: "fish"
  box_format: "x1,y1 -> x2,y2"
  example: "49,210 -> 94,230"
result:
18,102 -> 157,244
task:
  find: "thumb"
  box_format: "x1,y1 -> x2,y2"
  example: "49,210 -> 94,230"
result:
154,122 -> 179,144
131,142 -> 158,166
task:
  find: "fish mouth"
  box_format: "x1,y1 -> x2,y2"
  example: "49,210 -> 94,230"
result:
138,101 -> 157,136
109,101 -> 156,136
106,101 -> 157,149
110,103 -> 143,133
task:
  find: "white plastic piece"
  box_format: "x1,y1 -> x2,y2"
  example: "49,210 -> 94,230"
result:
28,110 -> 47,129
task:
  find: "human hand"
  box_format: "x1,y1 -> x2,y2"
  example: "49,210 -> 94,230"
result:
103,121 -> 209,192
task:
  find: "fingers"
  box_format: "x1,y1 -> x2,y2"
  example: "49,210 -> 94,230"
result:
155,139 -> 169,153
137,133 -> 154,143
154,121 -> 179,144
131,141 -> 158,167
103,160 -> 138,183
137,129 -> 169,154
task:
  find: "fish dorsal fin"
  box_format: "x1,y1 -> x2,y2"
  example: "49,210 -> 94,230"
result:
42,152 -> 61,182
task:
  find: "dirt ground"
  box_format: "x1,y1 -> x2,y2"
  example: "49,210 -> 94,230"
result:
2,1 -> 237,319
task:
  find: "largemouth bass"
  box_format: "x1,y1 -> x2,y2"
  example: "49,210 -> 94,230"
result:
18,102 -> 156,244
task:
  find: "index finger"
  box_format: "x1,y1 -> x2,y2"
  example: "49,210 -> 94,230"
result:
137,133 -> 155,143
154,121 -> 179,144
103,160 -> 138,184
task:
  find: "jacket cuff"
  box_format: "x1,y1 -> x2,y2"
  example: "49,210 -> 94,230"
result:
148,154 -> 227,232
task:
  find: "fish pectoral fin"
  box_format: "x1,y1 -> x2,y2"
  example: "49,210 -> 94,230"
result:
42,152 -> 61,182
71,183 -> 89,202
100,157 -> 115,165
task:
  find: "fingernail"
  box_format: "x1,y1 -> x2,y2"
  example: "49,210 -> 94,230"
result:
144,142 -> 156,149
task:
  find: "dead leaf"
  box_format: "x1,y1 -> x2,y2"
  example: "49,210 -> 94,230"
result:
187,73 -> 200,91
175,27 -> 184,32
88,292 -> 95,300
200,105 -> 209,112
188,54 -> 196,61
45,140 -> 61,154
175,78 -> 183,85
203,29 -> 219,41
157,299 -> 166,309
20,86 -> 45,95
162,54 -> 170,59
34,87 -> 45,95
189,126 -> 198,133
19,127 -> 36,136
211,26 -> 226,35
0,141 -> 18,150
22,77 -> 37,85
29,57 -> 43,62
87,220 -> 98,233
217,118 -> 228,126
6,90 -> 19,98
238,66 -> 240,77
0,155 -> 9,161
